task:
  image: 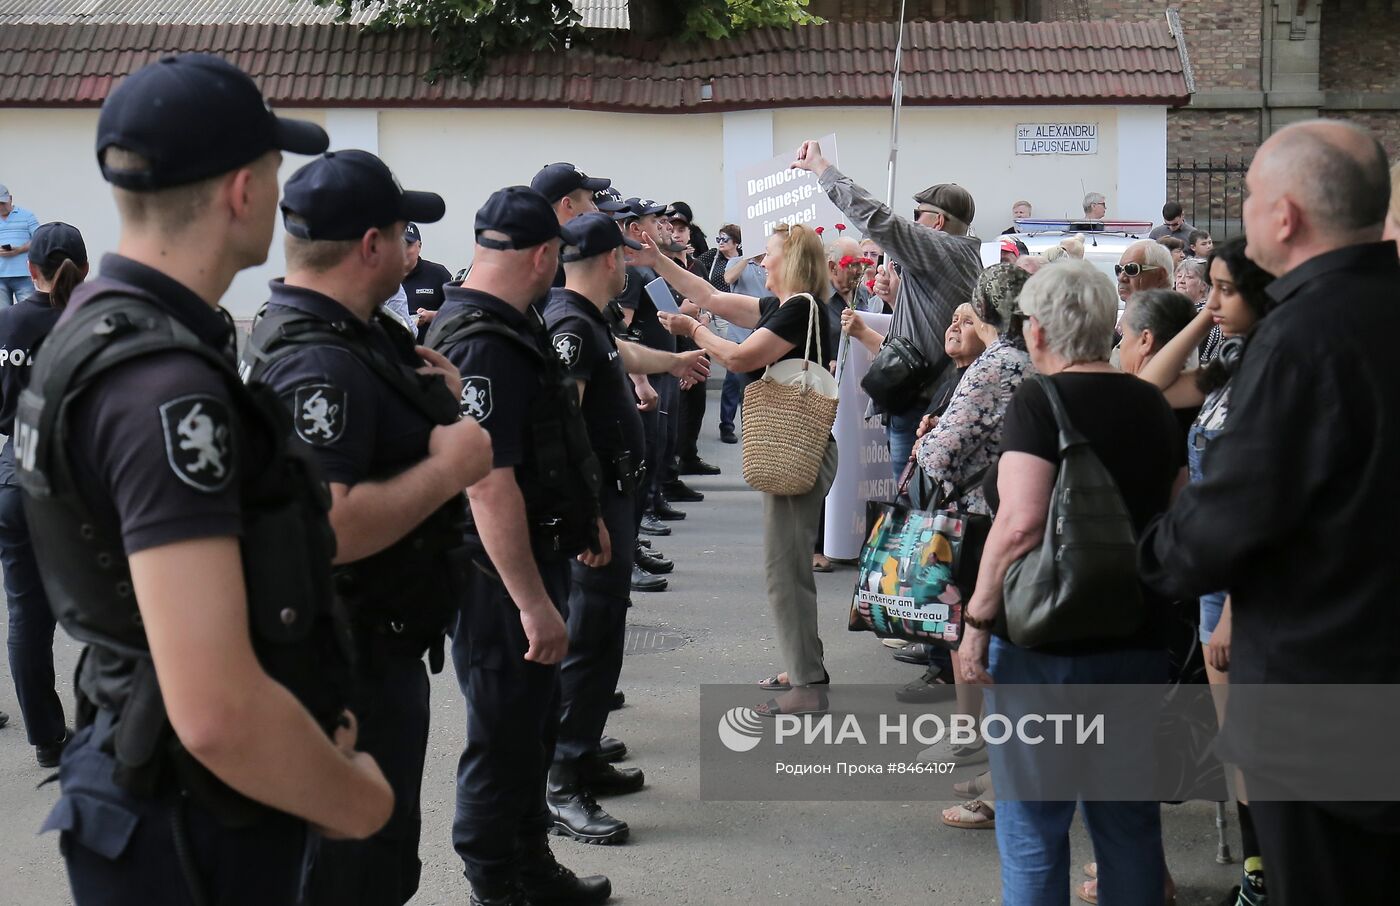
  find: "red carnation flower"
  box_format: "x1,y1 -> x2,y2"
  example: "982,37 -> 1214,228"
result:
865,279 -> 877,292
836,223 -> 847,232
814,226 -> 825,235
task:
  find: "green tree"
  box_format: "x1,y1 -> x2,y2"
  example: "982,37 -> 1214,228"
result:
314,0 -> 820,81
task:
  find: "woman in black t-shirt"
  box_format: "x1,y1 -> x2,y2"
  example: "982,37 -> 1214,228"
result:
0,221 -> 87,764
637,224 -> 836,716
958,260 -> 1183,905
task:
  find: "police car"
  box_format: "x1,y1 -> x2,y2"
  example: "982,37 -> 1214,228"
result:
981,219 -> 1156,306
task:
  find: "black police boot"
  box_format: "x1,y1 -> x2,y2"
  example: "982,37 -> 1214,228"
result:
519,835 -> 612,905
578,755 -> 645,796
679,457 -> 721,476
548,764 -> 631,845
662,479 -> 704,502
630,565 -> 667,593
597,735 -> 627,763
610,690 -> 626,711
635,543 -> 673,575
638,514 -> 671,537
653,499 -> 686,521
468,878 -> 529,906
36,727 -> 73,769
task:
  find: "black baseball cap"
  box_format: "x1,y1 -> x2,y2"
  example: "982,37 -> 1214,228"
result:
96,54 -> 327,191
404,223 -> 423,244
594,186 -> 630,218
475,186 -> 561,250
560,212 -> 643,262
531,163 -> 611,204
28,222 -> 88,269
621,197 -> 667,220
281,150 -> 445,241
665,201 -> 695,224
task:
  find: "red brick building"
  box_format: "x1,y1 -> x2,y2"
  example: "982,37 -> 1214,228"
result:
806,0 -> 1398,234
810,0 -> 1399,161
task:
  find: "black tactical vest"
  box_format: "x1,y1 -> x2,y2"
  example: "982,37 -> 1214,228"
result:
239,304 -> 469,662
14,290 -> 353,825
425,303 -> 602,558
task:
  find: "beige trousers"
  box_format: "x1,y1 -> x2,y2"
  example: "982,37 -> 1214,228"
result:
761,440 -> 840,687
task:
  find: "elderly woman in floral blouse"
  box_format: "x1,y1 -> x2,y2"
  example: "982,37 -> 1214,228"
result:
912,264 -> 1035,832
915,264 -> 1035,514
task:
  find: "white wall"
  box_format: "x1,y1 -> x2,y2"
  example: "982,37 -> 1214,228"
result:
0,103 -> 1168,319
0,107 -> 325,320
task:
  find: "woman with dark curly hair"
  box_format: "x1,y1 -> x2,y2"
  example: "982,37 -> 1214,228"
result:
1135,235 -> 1276,906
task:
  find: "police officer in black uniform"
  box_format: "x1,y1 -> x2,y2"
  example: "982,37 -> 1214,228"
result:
0,221 -> 86,765
531,162 -> 609,289
544,213 -> 709,844
16,54 -> 393,905
401,222 -> 454,341
427,186 -> 611,906
239,150 -> 494,906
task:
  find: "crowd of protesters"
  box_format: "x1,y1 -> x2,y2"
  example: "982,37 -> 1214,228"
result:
2,94 -> 1399,906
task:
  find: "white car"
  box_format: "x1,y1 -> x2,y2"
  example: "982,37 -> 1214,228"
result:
980,219 -> 1155,289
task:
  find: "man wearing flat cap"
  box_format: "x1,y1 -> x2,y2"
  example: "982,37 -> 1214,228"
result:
792,140 -> 982,481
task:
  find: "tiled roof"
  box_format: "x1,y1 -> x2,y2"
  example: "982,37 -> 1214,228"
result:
0,18 -> 1192,110
0,0 -> 373,25
0,0 -> 625,26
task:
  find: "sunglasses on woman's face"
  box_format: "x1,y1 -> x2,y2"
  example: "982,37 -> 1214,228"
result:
716,235 -> 733,244
1114,263 -> 1164,278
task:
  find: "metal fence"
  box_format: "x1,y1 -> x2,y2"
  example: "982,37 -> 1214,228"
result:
1167,157 -> 1251,242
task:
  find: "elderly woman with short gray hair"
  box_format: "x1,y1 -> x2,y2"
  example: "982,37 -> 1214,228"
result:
958,260 -> 1184,905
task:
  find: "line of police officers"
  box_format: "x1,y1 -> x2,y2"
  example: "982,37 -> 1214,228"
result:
12,53 -> 706,906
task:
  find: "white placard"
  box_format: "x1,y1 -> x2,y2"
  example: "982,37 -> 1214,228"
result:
1015,123 -> 1099,155
736,134 -> 845,245
823,312 -> 896,560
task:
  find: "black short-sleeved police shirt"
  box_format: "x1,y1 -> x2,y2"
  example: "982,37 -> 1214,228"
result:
0,291 -> 62,486
434,286 -> 541,470
253,281 -> 436,489
544,288 -> 645,462
62,255 -> 249,555
402,257 -> 454,317
750,294 -> 831,379
0,291 -> 61,438
614,265 -> 675,357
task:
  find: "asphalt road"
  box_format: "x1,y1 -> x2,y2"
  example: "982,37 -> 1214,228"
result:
0,398 -> 1246,905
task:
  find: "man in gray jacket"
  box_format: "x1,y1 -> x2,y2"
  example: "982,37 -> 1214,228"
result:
791,139 -> 983,479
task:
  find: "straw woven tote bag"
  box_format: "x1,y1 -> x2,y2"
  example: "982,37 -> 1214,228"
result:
740,293 -> 840,496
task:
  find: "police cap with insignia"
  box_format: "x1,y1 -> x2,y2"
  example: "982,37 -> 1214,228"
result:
474,187 -> 561,251
531,163 -> 611,204
96,53 -> 328,191
619,198 -> 667,222
560,212 -> 643,263
281,150 -> 446,241
594,187 -> 631,220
